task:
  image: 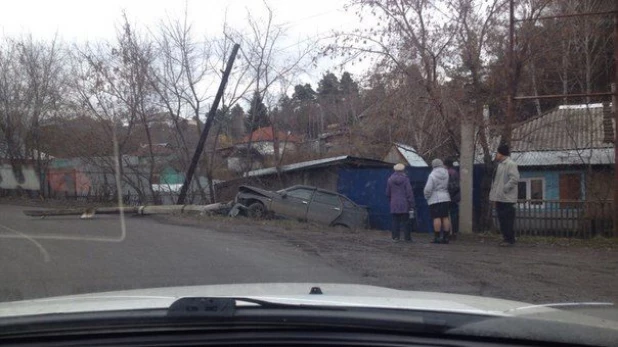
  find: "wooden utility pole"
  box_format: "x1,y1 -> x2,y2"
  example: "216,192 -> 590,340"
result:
177,44 -> 240,205
504,0 -> 515,146
612,13 -> 618,237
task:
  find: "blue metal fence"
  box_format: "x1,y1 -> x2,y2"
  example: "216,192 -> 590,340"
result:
337,165 -> 486,232
337,167 -> 433,232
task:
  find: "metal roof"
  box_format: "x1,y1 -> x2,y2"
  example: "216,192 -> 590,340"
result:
394,143 -> 428,167
511,105 -> 614,152
510,149 -> 614,166
474,105 -> 615,166
245,155 -> 391,178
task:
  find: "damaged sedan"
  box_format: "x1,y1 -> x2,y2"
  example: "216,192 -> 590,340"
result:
233,185 -> 369,229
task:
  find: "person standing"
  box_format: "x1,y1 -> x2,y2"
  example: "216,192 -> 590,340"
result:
444,158 -> 460,239
489,144 -> 520,246
386,163 -> 415,242
424,159 -> 451,244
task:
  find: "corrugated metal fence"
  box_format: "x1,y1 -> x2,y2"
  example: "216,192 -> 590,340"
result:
498,200 -> 614,238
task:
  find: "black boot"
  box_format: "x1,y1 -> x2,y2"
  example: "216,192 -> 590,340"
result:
442,232 -> 450,244
432,232 -> 442,244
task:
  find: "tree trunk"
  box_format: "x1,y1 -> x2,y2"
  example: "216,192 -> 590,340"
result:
562,40 -> 569,105
530,58 -> 542,116
584,19 -> 592,104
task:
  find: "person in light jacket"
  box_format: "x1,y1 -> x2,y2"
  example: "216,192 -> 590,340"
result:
489,144 -> 520,246
386,163 -> 415,242
424,159 -> 451,244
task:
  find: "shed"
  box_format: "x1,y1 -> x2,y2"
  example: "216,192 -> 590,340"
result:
214,155 -> 435,232
383,143 -> 428,167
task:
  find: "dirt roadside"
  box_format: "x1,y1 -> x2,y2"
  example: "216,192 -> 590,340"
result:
6,197 -> 617,305
156,213 -> 618,305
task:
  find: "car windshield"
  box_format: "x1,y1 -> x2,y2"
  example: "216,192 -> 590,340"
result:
0,0 -> 617,344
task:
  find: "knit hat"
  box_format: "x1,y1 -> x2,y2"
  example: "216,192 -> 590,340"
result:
431,159 -> 444,168
393,163 -> 405,171
497,144 -> 510,156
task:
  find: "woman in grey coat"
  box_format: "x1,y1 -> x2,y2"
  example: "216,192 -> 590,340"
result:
424,159 -> 451,243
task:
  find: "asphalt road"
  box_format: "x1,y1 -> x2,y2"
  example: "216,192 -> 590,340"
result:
0,204 -> 359,302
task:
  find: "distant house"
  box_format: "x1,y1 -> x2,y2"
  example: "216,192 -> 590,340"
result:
0,138 -> 52,192
383,143 -> 428,167
216,145 -> 265,173
481,104 -> 615,237
301,124 -> 352,155
239,126 -> 301,157
129,143 -> 184,185
506,104 -> 614,203
217,127 -> 301,173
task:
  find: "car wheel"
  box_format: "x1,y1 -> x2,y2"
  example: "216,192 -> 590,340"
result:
248,202 -> 267,219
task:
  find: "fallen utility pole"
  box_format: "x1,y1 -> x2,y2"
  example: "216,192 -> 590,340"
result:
23,203 -> 231,218
177,43 -> 240,205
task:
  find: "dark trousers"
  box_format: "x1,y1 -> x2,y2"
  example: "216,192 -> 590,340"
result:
496,202 -> 516,243
450,202 -> 459,234
392,213 -> 411,241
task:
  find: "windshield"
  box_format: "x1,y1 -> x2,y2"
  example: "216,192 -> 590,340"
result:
0,0 -> 617,344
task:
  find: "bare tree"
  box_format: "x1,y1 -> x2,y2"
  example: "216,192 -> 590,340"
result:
149,11 -> 216,202
0,35 -> 65,194
68,16 -> 162,202
228,2 -> 316,174
328,0 -> 466,156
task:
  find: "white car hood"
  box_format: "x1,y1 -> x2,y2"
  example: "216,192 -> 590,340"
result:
0,283 -> 615,330
0,283 -> 521,316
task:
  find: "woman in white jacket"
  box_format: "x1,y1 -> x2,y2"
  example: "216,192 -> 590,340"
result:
424,159 -> 451,244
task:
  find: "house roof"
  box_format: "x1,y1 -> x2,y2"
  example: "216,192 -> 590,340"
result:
245,155 -> 391,178
475,104 -> 615,166
510,148 -> 614,167
393,143 -> 428,167
240,127 -> 301,144
511,104 -> 614,152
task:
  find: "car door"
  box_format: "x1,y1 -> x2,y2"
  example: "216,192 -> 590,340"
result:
337,195 -> 369,229
270,187 -> 314,220
306,190 -> 343,225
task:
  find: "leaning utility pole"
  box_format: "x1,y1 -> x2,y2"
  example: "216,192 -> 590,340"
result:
177,44 -> 240,205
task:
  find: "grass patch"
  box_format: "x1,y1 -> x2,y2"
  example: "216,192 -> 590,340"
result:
472,231 -> 618,249
517,234 -> 618,248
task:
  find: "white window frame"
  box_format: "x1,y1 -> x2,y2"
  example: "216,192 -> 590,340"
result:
518,177 -> 546,208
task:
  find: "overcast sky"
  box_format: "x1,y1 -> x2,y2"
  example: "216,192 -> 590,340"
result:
0,0 -> 368,85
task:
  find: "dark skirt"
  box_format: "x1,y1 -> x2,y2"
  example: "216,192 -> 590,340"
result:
429,202 -> 450,219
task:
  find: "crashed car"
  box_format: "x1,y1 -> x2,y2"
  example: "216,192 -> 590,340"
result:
233,185 -> 369,229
